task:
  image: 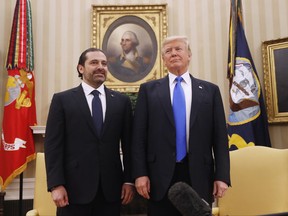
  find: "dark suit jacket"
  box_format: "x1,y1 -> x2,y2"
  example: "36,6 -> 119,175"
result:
44,84 -> 133,204
132,75 -> 230,205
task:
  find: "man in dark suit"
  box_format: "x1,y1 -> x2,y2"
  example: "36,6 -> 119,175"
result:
44,48 -> 134,216
131,36 -> 231,216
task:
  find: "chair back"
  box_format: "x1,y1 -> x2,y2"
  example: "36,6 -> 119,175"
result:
218,146 -> 288,215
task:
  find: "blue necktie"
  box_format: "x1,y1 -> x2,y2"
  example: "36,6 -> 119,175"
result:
173,77 -> 187,162
91,90 -> 103,136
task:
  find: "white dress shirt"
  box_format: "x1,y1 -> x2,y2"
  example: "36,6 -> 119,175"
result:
81,81 -> 106,121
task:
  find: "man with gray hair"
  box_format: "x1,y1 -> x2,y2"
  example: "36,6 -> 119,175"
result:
131,35 -> 230,215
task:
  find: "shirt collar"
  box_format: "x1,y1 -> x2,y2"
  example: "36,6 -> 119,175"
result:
81,81 -> 105,96
168,71 -> 190,85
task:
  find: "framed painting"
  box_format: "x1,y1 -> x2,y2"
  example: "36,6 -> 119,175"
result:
262,37 -> 288,123
91,4 -> 168,92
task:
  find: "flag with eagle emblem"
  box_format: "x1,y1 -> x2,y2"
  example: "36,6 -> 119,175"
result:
227,0 -> 271,150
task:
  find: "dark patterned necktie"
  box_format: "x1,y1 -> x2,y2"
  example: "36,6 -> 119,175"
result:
173,77 -> 187,162
91,90 -> 103,136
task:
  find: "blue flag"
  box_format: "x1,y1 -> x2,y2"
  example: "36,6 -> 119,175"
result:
227,0 -> 271,150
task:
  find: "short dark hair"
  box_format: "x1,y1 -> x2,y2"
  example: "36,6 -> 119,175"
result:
77,48 -> 106,79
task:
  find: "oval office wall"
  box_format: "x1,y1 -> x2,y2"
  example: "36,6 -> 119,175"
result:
1,0 -> 288,212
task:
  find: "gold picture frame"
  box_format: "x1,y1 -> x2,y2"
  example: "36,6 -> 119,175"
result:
262,37 -> 288,123
91,4 -> 168,92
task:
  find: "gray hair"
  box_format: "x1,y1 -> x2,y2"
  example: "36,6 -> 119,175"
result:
122,31 -> 139,46
161,35 -> 192,56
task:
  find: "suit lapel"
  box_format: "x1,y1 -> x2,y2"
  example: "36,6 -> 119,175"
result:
73,85 -> 97,136
190,76 -> 205,127
101,87 -> 115,135
157,75 -> 205,128
157,76 -> 174,126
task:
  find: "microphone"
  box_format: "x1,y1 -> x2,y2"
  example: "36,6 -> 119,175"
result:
168,182 -> 211,216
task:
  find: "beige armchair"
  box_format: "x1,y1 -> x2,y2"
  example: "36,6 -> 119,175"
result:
26,153 -> 56,216
212,146 -> 288,216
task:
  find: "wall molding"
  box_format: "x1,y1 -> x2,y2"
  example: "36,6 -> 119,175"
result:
4,178 -> 35,201
30,126 -> 46,136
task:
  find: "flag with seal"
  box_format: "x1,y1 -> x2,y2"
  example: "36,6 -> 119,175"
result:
0,0 -> 37,190
227,0 -> 271,150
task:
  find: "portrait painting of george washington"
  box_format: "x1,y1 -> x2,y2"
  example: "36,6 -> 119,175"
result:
102,15 -> 157,83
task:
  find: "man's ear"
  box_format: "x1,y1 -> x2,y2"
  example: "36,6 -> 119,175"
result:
77,65 -> 84,74
188,52 -> 192,61
162,55 -> 167,67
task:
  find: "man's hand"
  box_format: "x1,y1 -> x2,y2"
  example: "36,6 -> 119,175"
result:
121,183 -> 135,205
213,181 -> 228,198
135,176 -> 150,199
51,185 -> 69,207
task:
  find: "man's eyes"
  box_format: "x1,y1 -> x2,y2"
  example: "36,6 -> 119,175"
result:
165,50 -> 172,54
90,61 -> 107,66
165,47 -> 182,54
